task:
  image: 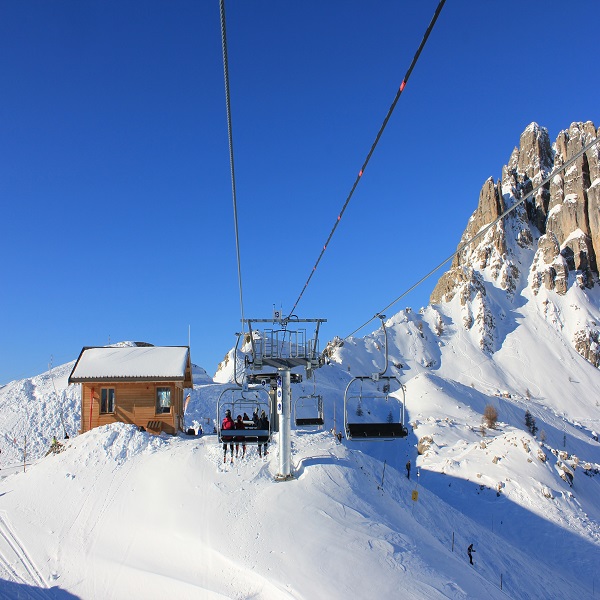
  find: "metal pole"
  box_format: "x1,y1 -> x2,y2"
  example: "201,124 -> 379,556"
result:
333,391 -> 336,434
277,368 -> 292,480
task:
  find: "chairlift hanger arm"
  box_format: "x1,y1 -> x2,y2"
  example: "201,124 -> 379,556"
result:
312,319 -> 322,361
233,332 -> 244,386
376,314 -> 389,377
246,321 -> 257,358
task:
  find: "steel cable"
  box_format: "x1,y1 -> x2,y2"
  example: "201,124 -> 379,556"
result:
219,0 -> 246,332
345,135 -> 600,339
287,0 -> 447,317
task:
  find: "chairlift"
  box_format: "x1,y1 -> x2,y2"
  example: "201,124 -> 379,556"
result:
342,314 -> 407,441
216,386 -> 271,445
343,374 -> 407,441
294,394 -> 324,427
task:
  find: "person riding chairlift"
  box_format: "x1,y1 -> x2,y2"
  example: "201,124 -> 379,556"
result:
234,415 -> 246,458
221,409 -> 235,463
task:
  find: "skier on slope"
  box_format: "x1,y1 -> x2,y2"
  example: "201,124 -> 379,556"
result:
45,436 -> 64,457
467,543 -> 475,565
222,410 -> 235,463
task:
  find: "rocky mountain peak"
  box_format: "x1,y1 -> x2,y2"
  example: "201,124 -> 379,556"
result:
430,121 -> 600,365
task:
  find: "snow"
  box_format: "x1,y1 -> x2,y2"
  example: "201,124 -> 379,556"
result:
69,346 -> 190,381
1,266 -> 600,598
566,164 -> 578,177
0,420 -> 579,600
563,228 -> 588,244
547,203 -> 562,219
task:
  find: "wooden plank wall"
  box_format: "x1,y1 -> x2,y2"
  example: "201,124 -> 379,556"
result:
79,381 -> 186,435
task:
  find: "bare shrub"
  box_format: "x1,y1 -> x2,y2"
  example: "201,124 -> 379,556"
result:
483,404 -> 498,429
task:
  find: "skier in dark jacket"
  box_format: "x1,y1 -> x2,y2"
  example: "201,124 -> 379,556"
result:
406,459 -> 411,479
467,543 -> 475,565
221,410 -> 235,463
234,415 -> 246,458
258,410 -> 269,458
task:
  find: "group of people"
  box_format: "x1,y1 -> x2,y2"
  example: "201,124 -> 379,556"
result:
221,408 -> 269,463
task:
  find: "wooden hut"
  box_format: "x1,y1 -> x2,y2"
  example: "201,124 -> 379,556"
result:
69,345 -> 193,435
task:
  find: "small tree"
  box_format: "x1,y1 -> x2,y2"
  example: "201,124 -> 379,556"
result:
483,404 -> 498,429
356,402 -> 364,417
525,409 -> 533,431
386,410 -> 394,424
525,409 -> 538,436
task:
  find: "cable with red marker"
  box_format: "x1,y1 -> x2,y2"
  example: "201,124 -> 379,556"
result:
287,0 -> 447,317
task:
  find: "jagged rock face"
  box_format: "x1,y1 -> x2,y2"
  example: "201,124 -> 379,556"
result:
515,125 -> 554,232
573,326 -> 600,367
547,122 -> 600,275
437,121 -> 599,302
431,122 -> 599,302
430,266 -> 484,305
530,232 -> 569,295
430,121 -> 600,366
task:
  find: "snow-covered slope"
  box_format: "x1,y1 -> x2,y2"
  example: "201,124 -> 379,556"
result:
3,310 -> 598,599
0,420 -> 593,600
3,265 -> 599,599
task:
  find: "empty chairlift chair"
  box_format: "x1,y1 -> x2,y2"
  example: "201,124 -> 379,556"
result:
294,393 -> 324,427
343,374 -> 408,441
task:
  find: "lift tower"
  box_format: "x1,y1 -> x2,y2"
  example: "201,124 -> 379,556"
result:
244,316 -> 326,481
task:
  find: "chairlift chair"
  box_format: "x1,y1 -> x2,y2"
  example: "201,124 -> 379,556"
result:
294,393 -> 324,427
343,375 -> 408,441
217,386 -> 271,444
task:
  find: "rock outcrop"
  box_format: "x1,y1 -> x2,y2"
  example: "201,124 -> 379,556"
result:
430,121 -> 599,365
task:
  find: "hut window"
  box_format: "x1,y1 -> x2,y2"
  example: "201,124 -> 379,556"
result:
100,388 -> 115,414
156,387 -> 171,413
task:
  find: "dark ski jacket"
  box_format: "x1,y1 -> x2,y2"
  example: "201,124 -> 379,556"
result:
258,416 -> 269,442
234,418 -> 245,442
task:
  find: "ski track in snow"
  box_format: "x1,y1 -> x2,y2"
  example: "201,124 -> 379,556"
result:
0,512 -> 47,594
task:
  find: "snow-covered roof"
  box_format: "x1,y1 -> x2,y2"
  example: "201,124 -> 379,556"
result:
69,346 -> 193,386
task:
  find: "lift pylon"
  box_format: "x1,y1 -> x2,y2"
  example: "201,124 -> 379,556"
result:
243,315 -> 326,481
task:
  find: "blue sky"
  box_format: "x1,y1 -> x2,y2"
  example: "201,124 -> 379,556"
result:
1,0 -> 598,384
